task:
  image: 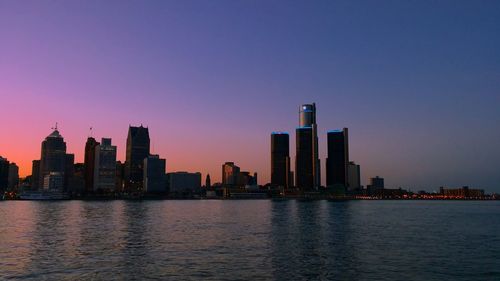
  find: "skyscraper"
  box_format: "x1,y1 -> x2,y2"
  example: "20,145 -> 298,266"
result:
31,160 -> 40,189
295,103 -> 320,190
347,161 -> 361,191
326,128 -> 349,188
143,155 -> 167,194
0,156 -> 9,193
271,132 -> 290,188
205,174 -> 211,189
94,138 -> 117,192
84,137 -> 99,193
124,125 -> 150,191
222,162 -> 240,186
8,162 -> 19,189
39,127 -> 68,192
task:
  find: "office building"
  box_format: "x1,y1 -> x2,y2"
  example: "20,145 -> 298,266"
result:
115,161 -> 125,192
8,162 -> 19,189
0,156 -> 9,192
84,137 -> 99,193
295,103 -> 320,190
347,161 -> 361,191
237,171 -> 258,186
143,155 -> 167,193
367,176 -> 384,195
205,174 -> 211,189
38,126 -> 71,192
271,132 -> 290,188
69,163 -> 85,195
167,172 -> 201,193
326,128 -> 349,188
94,138 -> 117,192
31,160 -> 40,189
124,125 -> 150,191
222,162 -> 240,186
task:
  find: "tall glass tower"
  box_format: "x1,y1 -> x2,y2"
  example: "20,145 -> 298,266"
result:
295,103 -> 320,190
271,132 -> 290,188
124,125 -> 150,192
326,128 -> 349,188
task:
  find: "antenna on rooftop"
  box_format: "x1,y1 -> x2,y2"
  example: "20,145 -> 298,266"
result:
52,122 -> 58,131
89,127 -> 94,138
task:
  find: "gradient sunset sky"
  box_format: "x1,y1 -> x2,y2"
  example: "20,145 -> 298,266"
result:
1,0 -> 499,191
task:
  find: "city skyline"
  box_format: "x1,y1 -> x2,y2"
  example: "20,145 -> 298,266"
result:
1,1 -> 499,192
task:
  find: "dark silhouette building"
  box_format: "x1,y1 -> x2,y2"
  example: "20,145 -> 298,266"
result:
271,132 -> 290,188
8,162 -> 19,189
367,176 -> 384,195
39,127 -> 70,191
94,138 -> 117,192
84,137 -> 99,193
295,103 -> 320,190
115,161 -> 125,192
347,161 -> 361,191
124,125 -> 150,192
167,172 -> 202,194
222,162 -> 240,186
143,154 -> 167,194
205,174 -> 211,189
0,156 -> 9,193
31,160 -> 40,189
326,128 -> 349,188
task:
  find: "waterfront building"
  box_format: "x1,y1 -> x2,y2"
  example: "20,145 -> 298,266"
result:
295,103 -> 320,190
237,171 -> 258,186
0,156 -> 9,192
167,172 -> 201,193
84,137 -> 99,193
222,162 -> 240,186
8,162 -> 19,189
326,128 -> 349,188
271,132 -> 290,188
31,160 -> 40,189
124,125 -> 150,192
367,176 -> 384,195
205,174 -> 211,189
143,155 -> 167,193
347,161 -> 361,191
93,138 -> 117,192
115,161 -> 125,192
39,126 -> 72,192
439,186 -> 484,198
68,163 -> 85,195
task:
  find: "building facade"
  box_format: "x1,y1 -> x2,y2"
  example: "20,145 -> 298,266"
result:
37,127 -> 74,192
271,132 -> 290,188
8,162 -> 19,189
167,172 -> 201,193
295,103 -> 320,190
0,156 -> 9,193
326,128 -> 349,188
84,137 -> 99,193
31,160 -> 40,189
347,161 -> 361,191
222,162 -> 240,186
93,138 -> 117,192
124,125 -> 150,191
143,155 -> 167,193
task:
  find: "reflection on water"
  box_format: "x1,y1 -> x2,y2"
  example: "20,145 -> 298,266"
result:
0,200 -> 499,280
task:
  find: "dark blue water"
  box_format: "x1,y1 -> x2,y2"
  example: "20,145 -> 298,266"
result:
0,200 -> 499,280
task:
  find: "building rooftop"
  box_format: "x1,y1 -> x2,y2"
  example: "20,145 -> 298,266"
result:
47,129 -> 62,139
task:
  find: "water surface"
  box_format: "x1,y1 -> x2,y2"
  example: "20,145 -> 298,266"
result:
0,200 -> 499,280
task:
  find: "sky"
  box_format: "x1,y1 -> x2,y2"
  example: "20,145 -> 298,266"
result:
1,0 -> 499,192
